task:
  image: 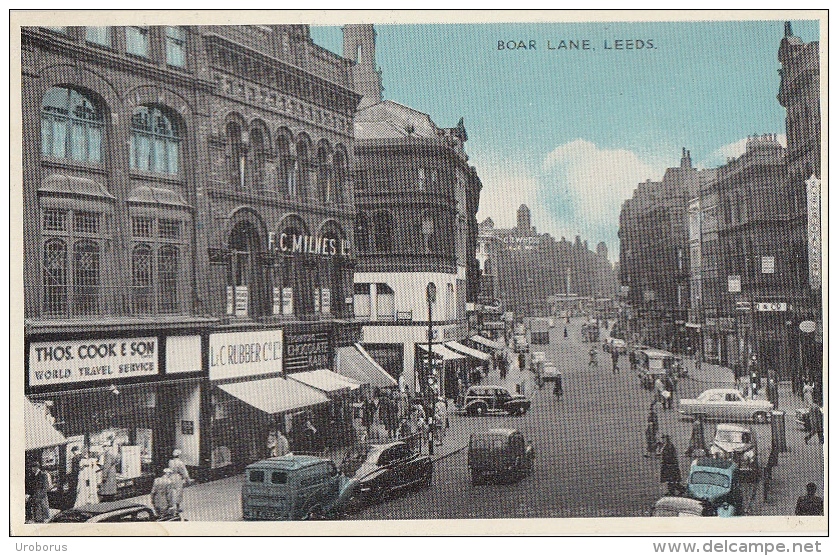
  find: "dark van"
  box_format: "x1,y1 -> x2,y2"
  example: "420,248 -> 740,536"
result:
242,454 -> 347,521
468,428 -> 534,485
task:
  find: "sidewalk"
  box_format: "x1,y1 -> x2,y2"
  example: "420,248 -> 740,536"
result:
675,357 -> 825,516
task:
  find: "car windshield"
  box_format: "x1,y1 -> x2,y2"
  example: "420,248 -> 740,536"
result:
716,431 -> 750,444
471,436 -> 506,450
340,444 -> 375,476
690,471 -> 730,489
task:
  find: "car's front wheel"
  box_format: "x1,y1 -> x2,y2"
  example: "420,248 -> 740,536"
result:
470,403 -> 487,416
753,411 -> 768,424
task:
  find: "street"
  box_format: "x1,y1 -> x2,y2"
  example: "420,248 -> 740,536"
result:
349,317 -> 755,520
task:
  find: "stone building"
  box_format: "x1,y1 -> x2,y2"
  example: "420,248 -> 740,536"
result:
21,24 -> 394,494
346,24 -> 483,401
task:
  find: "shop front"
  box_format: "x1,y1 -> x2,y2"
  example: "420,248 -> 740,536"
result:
25,333 -> 204,507
288,369 -> 361,449
446,340 -> 491,388
416,343 -> 467,402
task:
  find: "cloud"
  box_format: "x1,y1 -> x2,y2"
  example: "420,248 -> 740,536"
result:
474,141 -> 664,261
702,134 -> 787,168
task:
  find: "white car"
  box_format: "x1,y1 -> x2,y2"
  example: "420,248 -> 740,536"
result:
679,388 -> 774,423
542,361 -> 561,382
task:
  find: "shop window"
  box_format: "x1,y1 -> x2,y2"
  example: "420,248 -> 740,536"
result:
165,26 -> 186,68
86,27 -> 111,47
130,106 -> 181,175
130,215 -> 187,314
376,283 -> 395,321
41,87 -> 104,163
228,220 -> 264,317
354,283 -> 370,319
126,26 -> 149,57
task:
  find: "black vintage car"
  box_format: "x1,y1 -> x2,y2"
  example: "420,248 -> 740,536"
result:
339,440 -> 432,508
462,385 -> 531,416
49,500 -> 185,523
468,428 -> 534,485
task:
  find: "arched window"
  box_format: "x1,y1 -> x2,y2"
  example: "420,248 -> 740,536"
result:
317,144 -> 332,203
43,238 -> 67,315
295,139 -> 310,198
277,134 -> 293,198
226,122 -> 245,189
249,128 -> 266,189
355,212 -> 370,252
333,149 -> 347,204
41,87 -> 103,163
373,211 -> 394,253
130,106 -> 180,175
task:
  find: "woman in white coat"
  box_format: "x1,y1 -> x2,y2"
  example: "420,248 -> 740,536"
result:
74,454 -> 100,507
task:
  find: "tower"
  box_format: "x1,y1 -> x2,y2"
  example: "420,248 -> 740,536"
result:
343,24 -> 383,108
516,204 -> 532,235
596,241 -> 608,259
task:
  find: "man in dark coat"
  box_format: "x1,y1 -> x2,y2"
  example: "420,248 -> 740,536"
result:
660,435 -> 682,494
804,405 -> 824,445
795,483 -> 824,516
25,460 -> 51,523
66,446 -> 82,509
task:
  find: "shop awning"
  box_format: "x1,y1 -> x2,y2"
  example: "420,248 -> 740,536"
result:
217,377 -> 328,415
445,341 -> 491,362
335,345 -> 398,389
25,398 -> 66,451
469,335 -> 505,351
288,369 -> 361,394
418,343 -> 467,361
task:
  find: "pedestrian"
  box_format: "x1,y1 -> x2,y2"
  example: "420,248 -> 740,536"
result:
65,446 -> 82,509
303,415 -> 319,453
499,355 -> 508,381
629,350 -> 637,372
804,405 -> 824,445
168,449 -> 192,513
362,395 -> 376,433
662,374 -> 675,410
794,483 -> 824,516
150,467 -> 174,517
802,379 -> 814,407
518,352 -> 526,372
25,460 -> 51,523
695,349 -> 702,373
74,452 -> 100,507
660,435 -> 682,495
685,416 -> 707,458
553,372 -> 563,398
766,371 -> 779,408
644,419 -> 658,457
749,356 -> 760,397
563,327 -> 568,338
98,444 -> 119,502
654,376 -> 666,407
611,349 -> 619,374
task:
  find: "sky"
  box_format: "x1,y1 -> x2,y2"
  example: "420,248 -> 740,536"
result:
310,19 -> 820,261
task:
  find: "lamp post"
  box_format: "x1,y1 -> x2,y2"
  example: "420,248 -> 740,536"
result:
426,282 -> 437,456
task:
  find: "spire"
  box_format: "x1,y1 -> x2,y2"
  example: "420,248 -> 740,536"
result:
784,21 -> 793,37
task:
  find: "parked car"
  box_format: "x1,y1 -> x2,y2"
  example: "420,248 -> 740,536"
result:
709,423 -> 759,479
338,440 -> 432,509
679,388 -> 774,423
686,457 -> 743,516
242,454 -> 348,521
468,428 -> 534,485
637,349 -> 676,389
650,496 -> 717,517
462,385 -> 531,416
542,361 -> 561,383
49,500 -> 185,523
603,337 -> 627,354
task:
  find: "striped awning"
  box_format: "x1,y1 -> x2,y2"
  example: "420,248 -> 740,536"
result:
445,341 -> 491,362
469,335 -> 505,351
217,377 -> 328,415
288,369 -> 361,394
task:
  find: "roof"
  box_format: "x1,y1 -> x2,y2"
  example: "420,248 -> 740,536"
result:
354,100 -> 441,140
469,335 -> 505,351
245,454 -> 330,471
692,457 -> 737,472
640,349 -> 675,358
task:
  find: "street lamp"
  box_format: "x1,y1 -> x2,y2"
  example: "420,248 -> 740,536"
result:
426,282 -> 437,456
